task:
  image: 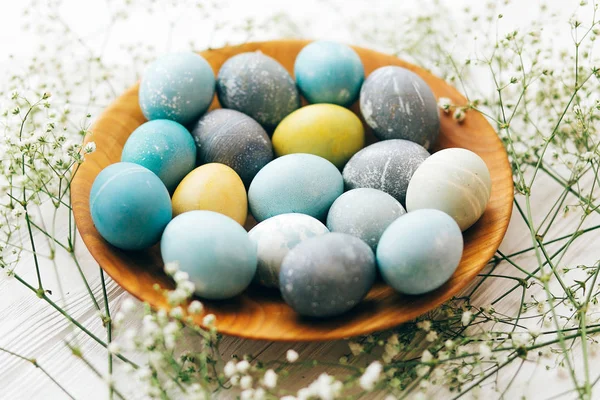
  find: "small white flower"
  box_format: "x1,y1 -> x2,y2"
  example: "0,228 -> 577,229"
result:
445,339 -> 455,350
384,395 -> 398,400
240,375 -> 253,390
478,343 -> 492,358
188,300 -> 204,315
348,341 -> 364,355
236,360 -> 250,373
240,389 -> 254,400
425,330 -> 438,342
416,320 -> 432,332
173,270 -> 189,283
413,393 -> 426,400
421,349 -> 433,363
121,298 -> 136,313
84,141 -> 96,154
262,369 -> 278,388
528,326 -> 541,338
230,375 -> 240,386
281,396 -> 297,400
107,342 -> 120,354
253,388 -> 266,400
224,361 -> 237,377
202,313 -> 216,327
461,310 -> 473,326
164,262 -> 179,275
437,97 -> 452,112
416,365 -> 430,377
359,361 -> 382,391
169,306 -> 183,319
453,108 -> 466,122
112,312 -> 125,326
286,349 -> 299,363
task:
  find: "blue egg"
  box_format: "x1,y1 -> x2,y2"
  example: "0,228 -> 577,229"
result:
160,210 -> 257,299
90,162 -> 172,250
377,209 -> 463,295
294,41 -> 364,106
121,120 -> 196,192
139,52 -> 215,125
248,154 -> 343,222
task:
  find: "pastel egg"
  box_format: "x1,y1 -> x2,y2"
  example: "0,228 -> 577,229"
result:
191,109 -> 273,185
172,163 -> 247,225
326,188 -> 405,251
216,51 -> 300,130
121,120 -> 196,192
272,104 -> 364,168
342,139 -> 429,205
248,154 -> 343,222
377,209 -> 463,295
139,52 -> 215,126
406,148 -> 492,231
360,66 -> 439,149
294,41 -> 364,106
90,162 -> 171,250
248,214 -> 329,288
161,210 -> 257,299
279,232 -> 376,317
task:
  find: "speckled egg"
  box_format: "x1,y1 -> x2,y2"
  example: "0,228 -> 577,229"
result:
248,154 -> 343,222
279,232 -> 376,317
326,188 -> 405,251
406,148 -> 492,231
360,66 -> 439,149
272,104 -> 364,168
172,163 -> 247,225
216,51 -> 300,130
377,209 -> 463,295
191,109 -> 273,185
139,52 -> 215,126
161,210 -> 257,299
294,41 -> 364,106
248,213 -> 329,288
121,120 -> 196,192
90,162 -> 171,250
342,140 -> 429,205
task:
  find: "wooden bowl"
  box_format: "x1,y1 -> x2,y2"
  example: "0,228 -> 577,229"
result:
71,40 -> 513,341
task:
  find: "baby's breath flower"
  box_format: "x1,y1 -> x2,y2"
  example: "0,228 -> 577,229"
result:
236,360 -> 250,373
359,361 -> 383,391
83,141 -> 96,154
262,369 -> 278,389
240,375 -> 253,390
169,306 -> 183,319
164,262 -> 179,275
224,361 -> 237,377
437,96 -> 452,112
425,330 -> 438,342
445,339 -> 455,349
348,341 -> 364,355
528,326 -> 541,338
187,300 -> 204,315
453,108 -> 466,122
286,349 -> 299,362
416,320 -> 432,331
121,297 -> 136,313
478,343 -> 492,358
421,349 -> 433,363
461,310 -> 473,326
107,342 -> 120,354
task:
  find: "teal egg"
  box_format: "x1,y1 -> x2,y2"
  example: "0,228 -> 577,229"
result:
377,209 -> 463,295
90,162 -> 172,250
160,211 -> 257,300
121,120 -> 196,192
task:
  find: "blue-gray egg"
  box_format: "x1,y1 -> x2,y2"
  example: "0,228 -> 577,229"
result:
360,66 -> 439,149
377,209 -> 463,295
326,188 -> 405,251
216,51 -> 300,130
191,109 -> 273,185
279,232 -> 376,317
248,213 -> 329,288
342,140 -> 429,205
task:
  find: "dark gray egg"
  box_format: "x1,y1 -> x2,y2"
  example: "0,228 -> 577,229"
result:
342,140 -> 429,205
279,232 -> 376,318
191,109 -> 273,185
360,66 -> 440,149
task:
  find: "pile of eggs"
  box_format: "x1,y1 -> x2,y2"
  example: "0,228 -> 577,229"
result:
89,41 -> 492,318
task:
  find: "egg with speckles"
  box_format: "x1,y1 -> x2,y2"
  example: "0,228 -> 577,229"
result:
249,213 -> 329,288
216,51 -> 300,130
326,188 -> 405,251
377,209 -> 463,295
139,52 -> 215,126
279,232 -> 376,318
342,139 -> 429,205
248,154 -> 343,222
406,148 -> 492,231
360,66 -> 439,149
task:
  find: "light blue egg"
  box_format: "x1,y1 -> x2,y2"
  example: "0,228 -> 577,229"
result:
377,209 -> 463,295
295,41 -> 364,106
248,154 -> 343,222
90,162 -> 172,250
121,120 -> 196,192
139,52 -> 215,126
160,210 -> 257,300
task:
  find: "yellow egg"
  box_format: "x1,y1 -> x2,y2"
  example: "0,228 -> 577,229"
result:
172,163 -> 247,225
272,104 -> 364,168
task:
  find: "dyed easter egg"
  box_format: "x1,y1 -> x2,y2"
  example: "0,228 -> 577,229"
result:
360,66 -> 439,149
342,140 -> 429,205
90,162 -> 171,250
279,233 -> 376,317
406,148 -> 492,231
191,109 -> 273,185
272,104 -> 364,168
326,188 -> 405,251
294,41 -> 364,106
139,52 -> 215,126
248,214 -> 329,288
172,163 -> 247,225
377,209 -> 463,295
161,211 -> 257,299
121,119 -> 196,192
248,154 -> 343,222
216,51 -> 300,130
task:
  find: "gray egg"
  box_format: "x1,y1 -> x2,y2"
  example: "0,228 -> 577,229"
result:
191,109 -> 273,185
279,232 -> 376,318
360,66 -> 440,149
217,51 -> 301,130
342,140 -> 429,205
